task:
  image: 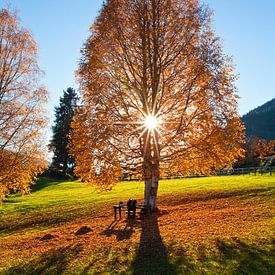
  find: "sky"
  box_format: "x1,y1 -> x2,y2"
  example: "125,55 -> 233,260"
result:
0,0 -> 274,139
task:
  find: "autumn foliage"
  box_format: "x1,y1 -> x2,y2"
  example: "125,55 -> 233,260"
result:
0,9 -> 48,201
255,139 -> 275,160
71,0 -> 244,208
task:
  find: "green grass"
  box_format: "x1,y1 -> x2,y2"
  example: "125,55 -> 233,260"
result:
0,175 -> 274,235
0,175 -> 274,274
1,175 -> 274,216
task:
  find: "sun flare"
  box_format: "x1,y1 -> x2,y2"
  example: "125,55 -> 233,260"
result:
144,115 -> 159,130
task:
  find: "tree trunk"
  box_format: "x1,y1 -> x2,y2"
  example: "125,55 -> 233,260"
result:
144,158 -> 159,211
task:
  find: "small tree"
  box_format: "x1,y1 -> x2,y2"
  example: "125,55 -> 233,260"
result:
49,88 -> 78,176
235,136 -> 264,167
0,8 -> 48,201
71,0 -> 244,210
255,138 -> 275,161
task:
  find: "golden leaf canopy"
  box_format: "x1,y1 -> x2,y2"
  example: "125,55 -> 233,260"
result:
0,8 -> 48,200
71,0 -> 244,188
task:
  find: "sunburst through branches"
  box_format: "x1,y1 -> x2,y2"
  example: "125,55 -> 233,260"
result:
144,115 -> 160,131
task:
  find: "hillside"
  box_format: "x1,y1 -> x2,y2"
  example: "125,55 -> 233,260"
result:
0,176 -> 274,274
241,98 -> 275,140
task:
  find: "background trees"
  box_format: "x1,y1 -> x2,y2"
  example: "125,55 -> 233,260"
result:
241,98 -> 275,141
0,8 -> 48,201
49,88 -> 78,177
71,0 -> 244,209
235,136 -> 275,168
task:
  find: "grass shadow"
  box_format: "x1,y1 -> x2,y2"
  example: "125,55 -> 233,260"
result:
162,187 -> 274,207
0,204 -> 96,235
131,212 -> 178,275
101,217 -> 141,241
215,238 -> 275,274
169,237 -> 274,273
5,244 -> 83,275
30,177 -> 65,193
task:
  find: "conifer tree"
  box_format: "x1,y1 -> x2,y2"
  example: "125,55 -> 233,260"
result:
49,88 -> 78,176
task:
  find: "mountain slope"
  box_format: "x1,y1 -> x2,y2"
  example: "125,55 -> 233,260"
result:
241,98 -> 275,140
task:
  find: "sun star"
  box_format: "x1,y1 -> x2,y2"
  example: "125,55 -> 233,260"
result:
144,115 -> 159,130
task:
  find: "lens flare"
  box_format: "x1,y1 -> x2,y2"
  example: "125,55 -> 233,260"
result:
144,115 -> 159,130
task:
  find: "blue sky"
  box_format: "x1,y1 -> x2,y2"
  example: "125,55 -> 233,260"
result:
206,0 -> 275,114
1,0 -> 274,131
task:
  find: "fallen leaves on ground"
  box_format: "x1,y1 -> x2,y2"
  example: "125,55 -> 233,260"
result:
0,189 -> 273,273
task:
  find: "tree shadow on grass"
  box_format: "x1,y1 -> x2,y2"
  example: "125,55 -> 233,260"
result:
167,237 -> 274,274
5,244 -> 83,275
0,204 -> 97,235
162,187 -> 274,207
131,212 -> 178,275
30,177 -> 65,193
215,238 -> 275,274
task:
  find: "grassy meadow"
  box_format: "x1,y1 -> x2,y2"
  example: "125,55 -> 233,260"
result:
0,175 -> 274,274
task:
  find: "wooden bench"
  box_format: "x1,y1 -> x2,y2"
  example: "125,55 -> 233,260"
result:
113,203 -> 149,219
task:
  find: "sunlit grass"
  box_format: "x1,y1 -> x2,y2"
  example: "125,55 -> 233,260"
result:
1,174 -> 274,216
0,174 -> 273,235
0,175 -> 274,274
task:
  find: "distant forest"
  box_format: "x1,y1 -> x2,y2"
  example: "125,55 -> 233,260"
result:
241,98 -> 275,141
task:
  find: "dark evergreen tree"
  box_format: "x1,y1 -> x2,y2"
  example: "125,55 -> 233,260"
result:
241,98 -> 275,141
49,88 -> 79,176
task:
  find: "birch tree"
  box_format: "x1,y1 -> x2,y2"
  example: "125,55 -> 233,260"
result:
71,0 -> 244,210
0,8 -> 48,201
